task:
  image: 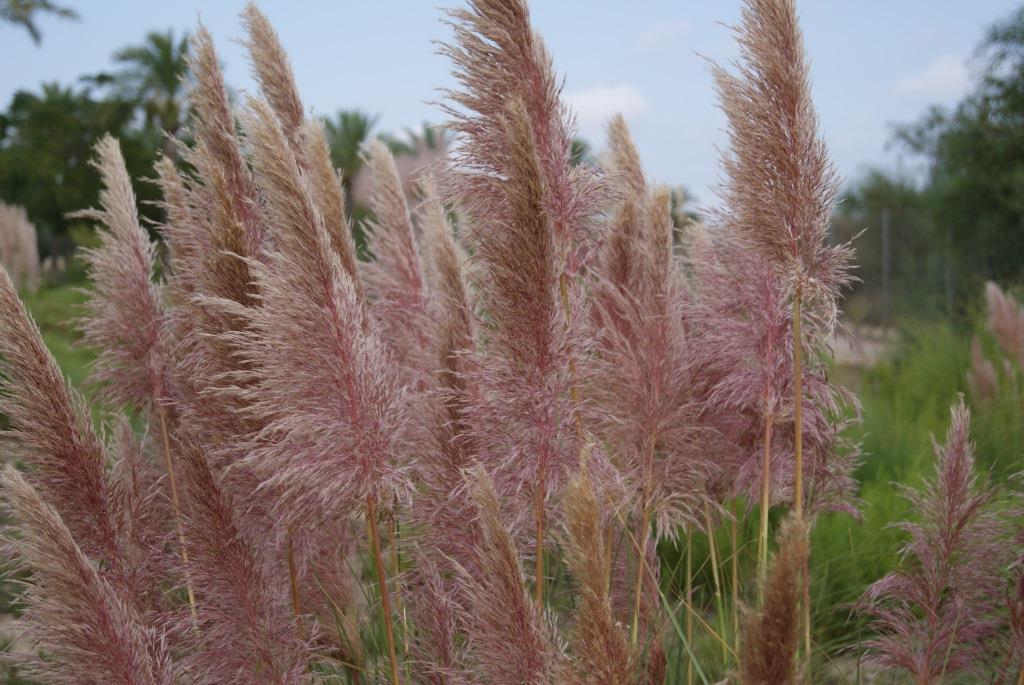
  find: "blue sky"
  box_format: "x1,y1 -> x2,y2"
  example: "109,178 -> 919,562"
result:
2,1 -> 1020,204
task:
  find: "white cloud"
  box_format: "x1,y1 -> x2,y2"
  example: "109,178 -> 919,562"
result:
892,54 -> 970,101
634,20 -> 691,53
564,84 -> 650,131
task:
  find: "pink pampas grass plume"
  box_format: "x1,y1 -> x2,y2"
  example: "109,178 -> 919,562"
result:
241,3 -> 304,157
1004,519 -> 1024,683
233,97 -> 408,527
1,464 -> 177,684
242,2 -> 359,277
409,176 -> 480,566
161,23 -> 261,447
440,0 -> 615,614
417,175 -> 474,356
175,434 -> 312,684
967,336 -> 1000,401
183,24 -> 263,260
404,554 -> 466,684
685,226 -> 859,515
986,281 -> 1024,369
0,266 -> 122,567
857,399 -> 1009,682
302,118 -> 361,287
711,0 -> 853,314
589,115 -> 710,538
108,417 -> 176,612
442,0 -> 605,267
243,4 -> 360,273
72,134 -> 172,413
73,135 -> 201,613
710,5 -> 856,608
361,138 -> 434,388
162,23 -> 275,532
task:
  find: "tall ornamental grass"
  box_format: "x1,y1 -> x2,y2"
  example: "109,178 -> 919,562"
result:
2,1 -> 1024,683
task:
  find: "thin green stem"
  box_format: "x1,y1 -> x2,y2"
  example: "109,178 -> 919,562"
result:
730,501 -> 740,657
686,530 -> 694,685
702,502 -> 728,665
758,412 -> 773,599
367,495 -> 400,685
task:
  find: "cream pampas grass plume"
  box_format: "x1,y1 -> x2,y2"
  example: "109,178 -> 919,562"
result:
562,469 -> 636,684
0,201 -> 40,291
457,466 -> 569,684
738,515 -> 807,685
985,281 -> 1024,369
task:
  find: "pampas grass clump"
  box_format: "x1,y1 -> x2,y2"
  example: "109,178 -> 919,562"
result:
2,1 -> 1023,683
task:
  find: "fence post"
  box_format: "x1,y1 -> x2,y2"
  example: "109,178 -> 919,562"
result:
881,207 -> 891,326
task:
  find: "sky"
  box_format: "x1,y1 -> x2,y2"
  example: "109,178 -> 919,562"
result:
2,1 -> 1021,204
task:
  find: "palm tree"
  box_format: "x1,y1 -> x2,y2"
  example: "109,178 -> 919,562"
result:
322,110 -> 379,209
1,0 -> 77,44
109,30 -> 189,158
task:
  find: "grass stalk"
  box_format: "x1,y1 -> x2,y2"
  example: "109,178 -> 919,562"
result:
793,287 -> 804,521
534,472 -> 546,613
366,495 -> 400,685
157,404 -> 196,617
631,442 -> 657,646
630,500 -> 650,646
388,511 -> 410,658
702,501 -> 728,665
792,284 -> 812,679
731,502 -> 740,657
758,411 -> 773,597
686,530 -> 694,685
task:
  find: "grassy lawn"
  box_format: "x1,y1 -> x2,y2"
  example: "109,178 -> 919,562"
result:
18,283 -> 93,388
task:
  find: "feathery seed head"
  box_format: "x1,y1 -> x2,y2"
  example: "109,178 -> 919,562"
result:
1,465 -> 177,684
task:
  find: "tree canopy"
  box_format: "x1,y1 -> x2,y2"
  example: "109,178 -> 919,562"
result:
893,6 -> 1024,294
